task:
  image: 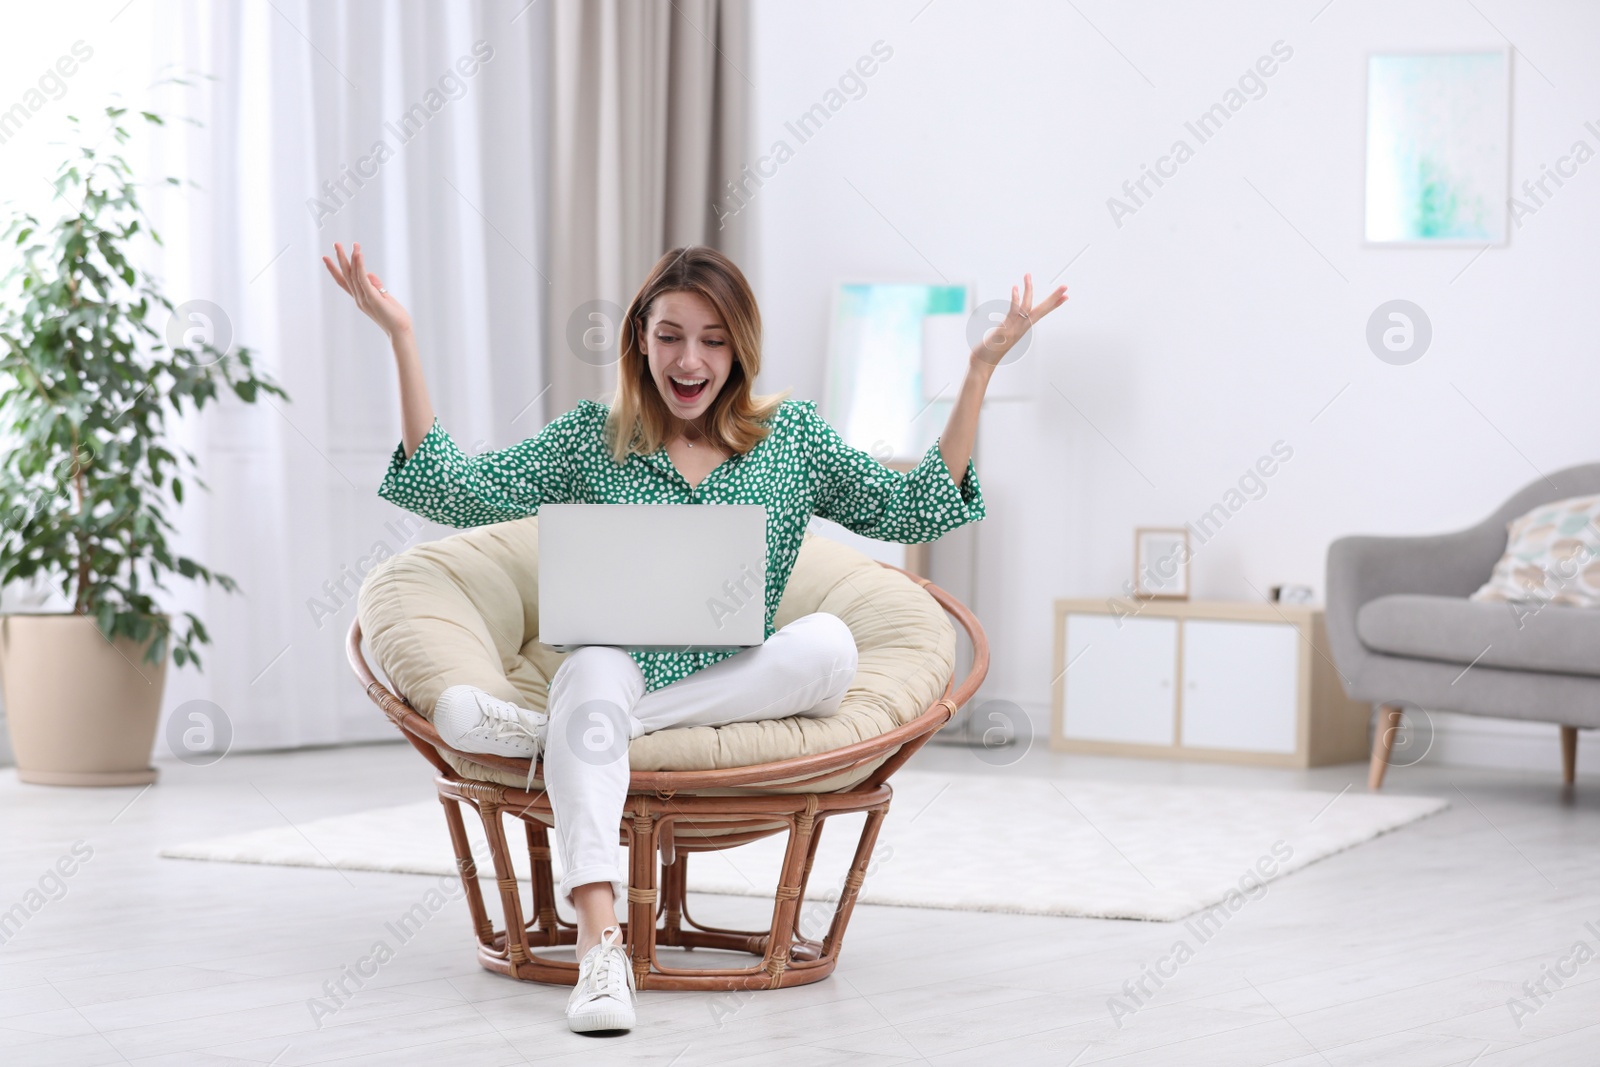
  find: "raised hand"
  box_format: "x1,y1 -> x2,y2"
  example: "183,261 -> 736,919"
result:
975,272 -> 1068,367
322,241 -> 412,340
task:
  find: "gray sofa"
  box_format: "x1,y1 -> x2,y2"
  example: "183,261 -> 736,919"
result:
1326,463 -> 1600,788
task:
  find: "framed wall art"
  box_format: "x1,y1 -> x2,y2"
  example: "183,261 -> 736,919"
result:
1364,50 -> 1511,245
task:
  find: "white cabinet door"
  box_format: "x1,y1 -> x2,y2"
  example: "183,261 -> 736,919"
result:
1062,614 -> 1178,745
1180,619 -> 1299,753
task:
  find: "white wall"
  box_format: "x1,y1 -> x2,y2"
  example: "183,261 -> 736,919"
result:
748,0 -> 1600,770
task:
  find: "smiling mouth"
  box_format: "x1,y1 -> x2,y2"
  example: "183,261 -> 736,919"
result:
669,375 -> 708,402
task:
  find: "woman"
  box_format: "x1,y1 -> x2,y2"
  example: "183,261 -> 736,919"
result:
322,242 -> 1066,1034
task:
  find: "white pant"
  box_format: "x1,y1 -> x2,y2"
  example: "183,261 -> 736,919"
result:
542,611 -> 860,907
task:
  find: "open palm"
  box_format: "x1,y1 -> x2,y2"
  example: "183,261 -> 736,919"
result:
976,273 -> 1068,366
322,241 -> 412,339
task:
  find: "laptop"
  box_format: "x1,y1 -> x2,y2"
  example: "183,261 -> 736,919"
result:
537,503 -> 768,651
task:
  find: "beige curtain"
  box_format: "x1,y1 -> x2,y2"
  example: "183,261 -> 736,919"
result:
545,0 -> 753,415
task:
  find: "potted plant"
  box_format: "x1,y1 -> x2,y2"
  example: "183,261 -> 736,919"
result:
0,101 -> 287,785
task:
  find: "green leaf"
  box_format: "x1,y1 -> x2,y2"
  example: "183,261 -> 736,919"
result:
0,91 -> 290,679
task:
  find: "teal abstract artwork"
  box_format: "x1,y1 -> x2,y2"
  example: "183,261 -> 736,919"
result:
1365,52 -> 1509,244
826,283 -> 969,461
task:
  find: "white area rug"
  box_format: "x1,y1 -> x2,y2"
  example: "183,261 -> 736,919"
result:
160,770 -> 1446,922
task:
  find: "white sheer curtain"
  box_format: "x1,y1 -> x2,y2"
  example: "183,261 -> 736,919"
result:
0,0 -> 550,754
147,0 -> 552,751
1,0 -> 756,760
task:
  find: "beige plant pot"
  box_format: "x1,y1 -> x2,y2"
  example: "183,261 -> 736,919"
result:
0,613 -> 169,786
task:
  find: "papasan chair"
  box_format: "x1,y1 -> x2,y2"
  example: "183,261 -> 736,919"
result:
347,517 -> 988,993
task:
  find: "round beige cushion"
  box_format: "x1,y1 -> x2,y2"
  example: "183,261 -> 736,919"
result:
357,521 -> 956,796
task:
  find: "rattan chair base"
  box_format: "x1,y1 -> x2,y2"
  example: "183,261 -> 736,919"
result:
348,561 -> 988,994
440,776 -> 892,991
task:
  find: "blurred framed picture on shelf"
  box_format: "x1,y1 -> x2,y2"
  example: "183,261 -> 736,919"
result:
1134,527 -> 1190,600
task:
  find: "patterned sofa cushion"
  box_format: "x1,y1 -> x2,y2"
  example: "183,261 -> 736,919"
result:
1470,493 -> 1600,608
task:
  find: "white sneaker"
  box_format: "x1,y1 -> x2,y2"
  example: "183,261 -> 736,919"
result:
566,925 -> 637,1033
432,685 -> 548,760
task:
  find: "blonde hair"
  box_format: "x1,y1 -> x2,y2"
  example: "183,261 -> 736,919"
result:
604,246 -> 789,464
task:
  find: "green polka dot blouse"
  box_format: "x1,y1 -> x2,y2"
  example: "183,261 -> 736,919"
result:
377,398 -> 985,693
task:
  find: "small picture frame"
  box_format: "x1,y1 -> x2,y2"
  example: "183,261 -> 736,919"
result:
1134,527 -> 1191,600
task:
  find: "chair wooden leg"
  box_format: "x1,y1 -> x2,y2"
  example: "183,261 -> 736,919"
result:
659,852 -> 686,945
525,820 -> 561,935
758,797 -> 822,989
821,804 -> 889,961
439,796 -> 496,947
1561,725 -> 1578,785
625,803 -> 658,989
476,801 -> 532,968
1369,704 -> 1404,791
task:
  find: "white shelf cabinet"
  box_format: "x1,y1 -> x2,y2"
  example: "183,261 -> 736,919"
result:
1060,614 -> 1177,746
1051,599 -> 1370,768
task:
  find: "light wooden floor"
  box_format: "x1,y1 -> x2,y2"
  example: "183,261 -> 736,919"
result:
2,737 -> 1598,1066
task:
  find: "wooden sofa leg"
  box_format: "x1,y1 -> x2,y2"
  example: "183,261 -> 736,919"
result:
1369,705 -> 1404,791
1561,725 -> 1578,785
